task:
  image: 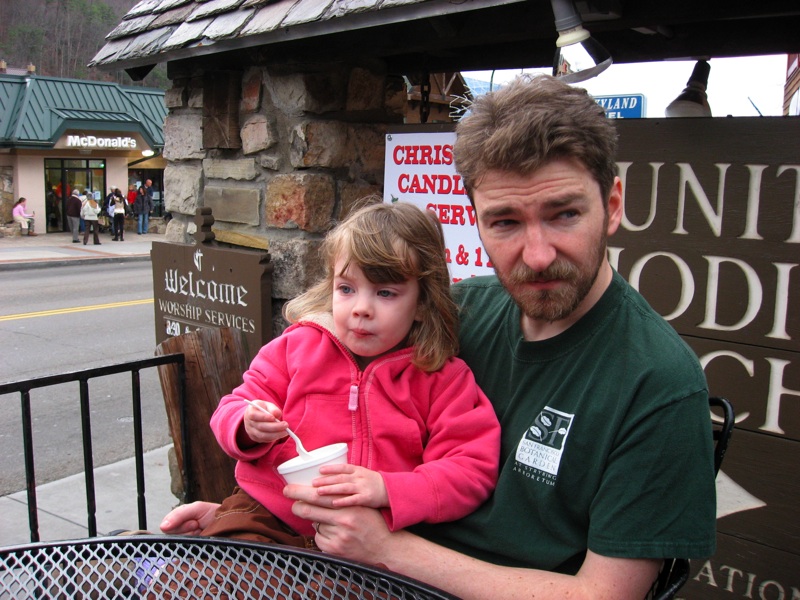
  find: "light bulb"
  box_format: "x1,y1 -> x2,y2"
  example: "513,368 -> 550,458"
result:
665,61 -> 712,118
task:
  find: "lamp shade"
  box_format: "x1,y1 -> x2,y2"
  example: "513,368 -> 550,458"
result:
550,0 -> 612,83
553,33 -> 612,83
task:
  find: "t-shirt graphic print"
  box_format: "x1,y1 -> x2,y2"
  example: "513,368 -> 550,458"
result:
514,406 -> 574,486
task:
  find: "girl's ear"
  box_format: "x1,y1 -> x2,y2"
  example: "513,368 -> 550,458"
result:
414,302 -> 425,323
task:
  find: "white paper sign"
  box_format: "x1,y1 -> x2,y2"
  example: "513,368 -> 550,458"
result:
383,131 -> 494,282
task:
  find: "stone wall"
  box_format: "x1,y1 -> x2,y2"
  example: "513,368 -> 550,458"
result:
162,60 -> 404,334
1,166 -> 14,224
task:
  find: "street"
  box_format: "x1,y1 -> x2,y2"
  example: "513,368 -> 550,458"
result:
0,262 -> 170,496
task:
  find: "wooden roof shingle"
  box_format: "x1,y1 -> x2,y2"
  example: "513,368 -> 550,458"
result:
90,1 -> 800,79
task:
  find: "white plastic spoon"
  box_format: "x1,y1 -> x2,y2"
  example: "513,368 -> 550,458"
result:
242,399 -> 313,460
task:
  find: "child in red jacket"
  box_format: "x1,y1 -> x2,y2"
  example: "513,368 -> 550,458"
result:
204,201 -> 500,547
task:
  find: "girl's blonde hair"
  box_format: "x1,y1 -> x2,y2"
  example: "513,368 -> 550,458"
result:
284,200 -> 458,372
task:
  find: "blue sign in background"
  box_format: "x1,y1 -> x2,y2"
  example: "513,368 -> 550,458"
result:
594,94 -> 646,119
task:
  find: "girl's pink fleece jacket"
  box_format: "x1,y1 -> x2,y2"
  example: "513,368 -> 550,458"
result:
210,318 -> 500,537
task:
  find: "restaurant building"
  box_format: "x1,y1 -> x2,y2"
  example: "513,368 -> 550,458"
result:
0,65 -> 166,234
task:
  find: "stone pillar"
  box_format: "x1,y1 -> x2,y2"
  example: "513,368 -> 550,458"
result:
161,60 -> 404,336
0,166 -> 14,225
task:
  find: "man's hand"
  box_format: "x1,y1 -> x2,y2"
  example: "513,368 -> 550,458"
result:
159,501 -> 219,536
286,484 -> 661,600
314,464 -> 389,508
285,483 -> 392,563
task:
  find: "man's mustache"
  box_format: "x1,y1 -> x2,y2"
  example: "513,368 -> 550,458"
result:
505,261 -> 578,285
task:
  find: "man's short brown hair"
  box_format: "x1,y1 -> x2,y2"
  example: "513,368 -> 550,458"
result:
454,74 -> 618,204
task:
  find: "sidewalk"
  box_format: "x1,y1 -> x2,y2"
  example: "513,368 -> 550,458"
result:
0,229 -> 178,546
0,445 -> 179,547
0,230 -> 160,271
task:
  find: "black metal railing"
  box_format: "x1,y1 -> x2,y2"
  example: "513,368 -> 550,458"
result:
0,354 -> 185,543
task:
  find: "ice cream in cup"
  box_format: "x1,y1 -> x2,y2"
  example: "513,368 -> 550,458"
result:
277,442 -> 349,485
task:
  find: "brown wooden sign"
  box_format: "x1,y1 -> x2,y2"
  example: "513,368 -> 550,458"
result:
155,327 -> 247,504
151,240 -> 273,363
611,117 -> 799,598
684,429 -> 799,598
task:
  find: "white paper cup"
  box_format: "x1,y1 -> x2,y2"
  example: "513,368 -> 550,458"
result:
276,442 -> 349,485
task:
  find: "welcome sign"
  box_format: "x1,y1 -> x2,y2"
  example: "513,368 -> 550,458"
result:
385,118 -> 799,597
151,241 -> 273,362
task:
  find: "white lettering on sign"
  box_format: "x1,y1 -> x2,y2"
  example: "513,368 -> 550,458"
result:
163,269 -> 248,307
203,309 -> 256,333
66,134 -> 137,149
618,161 -> 800,242
698,351 -> 800,435
622,252 -> 795,337
595,96 -> 639,110
693,559 -> 800,599
157,300 -> 257,336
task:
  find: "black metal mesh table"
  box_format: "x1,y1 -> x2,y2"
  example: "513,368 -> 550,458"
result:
0,535 -> 456,599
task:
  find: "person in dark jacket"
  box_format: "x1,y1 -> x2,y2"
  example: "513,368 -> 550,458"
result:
111,188 -> 129,241
133,185 -> 152,235
105,185 -> 119,238
65,189 -> 82,243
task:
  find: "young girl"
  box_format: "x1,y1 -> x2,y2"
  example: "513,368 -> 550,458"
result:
203,201 -> 500,547
12,198 -> 37,236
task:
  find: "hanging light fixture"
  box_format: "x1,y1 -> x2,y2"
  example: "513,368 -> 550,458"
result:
550,0 -> 612,83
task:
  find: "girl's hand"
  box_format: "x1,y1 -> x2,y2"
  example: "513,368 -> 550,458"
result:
242,399 -> 289,444
313,464 -> 389,508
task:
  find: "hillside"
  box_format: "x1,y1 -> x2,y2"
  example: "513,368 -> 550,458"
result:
0,0 -> 167,89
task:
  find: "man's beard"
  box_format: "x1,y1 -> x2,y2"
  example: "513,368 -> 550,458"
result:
496,232 -> 607,323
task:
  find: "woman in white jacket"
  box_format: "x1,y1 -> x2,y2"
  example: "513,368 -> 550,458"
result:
80,194 -> 101,245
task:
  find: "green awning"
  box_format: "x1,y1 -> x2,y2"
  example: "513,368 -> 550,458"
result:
0,73 -> 165,149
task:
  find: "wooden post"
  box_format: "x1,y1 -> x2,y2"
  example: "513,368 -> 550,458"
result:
155,327 -> 251,504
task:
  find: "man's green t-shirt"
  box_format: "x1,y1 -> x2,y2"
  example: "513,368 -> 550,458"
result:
412,272 -> 716,574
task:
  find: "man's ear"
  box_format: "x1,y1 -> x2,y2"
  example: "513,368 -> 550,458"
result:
606,177 -> 623,236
